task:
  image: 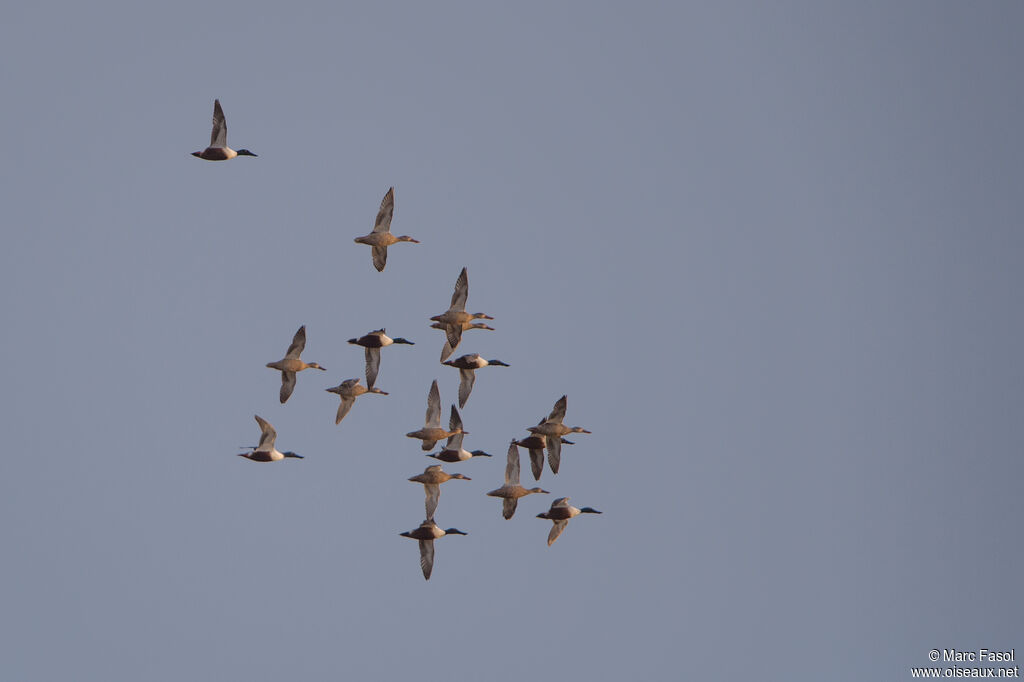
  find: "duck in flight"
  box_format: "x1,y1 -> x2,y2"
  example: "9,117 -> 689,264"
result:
513,432 -> 574,480
399,519 -> 467,581
353,187 -> 419,271
536,497 -> 602,546
325,378 -> 388,424
426,408 -> 491,462
442,353 -> 509,408
406,380 -> 467,451
192,99 -> 257,161
486,441 -> 549,519
527,395 -> 591,474
407,465 -> 471,521
238,415 -> 303,462
347,328 -> 414,388
430,267 -> 494,361
265,325 -> 326,403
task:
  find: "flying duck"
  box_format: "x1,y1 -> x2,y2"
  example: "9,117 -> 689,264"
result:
408,465 -> 471,521
536,497 -> 602,546
406,380 -> 467,451
526,395 -> 591,474
399,519 -> 467,580
347,329 -> 413,388
429,267 -> 494,361
427,408 -> 491,462
265,325 -> 326,403
238,415 -> 303,462
325,378 -> 388,424
442,353 -> 509,408
485,441 -> 549,519
192,99 -> 257,160
353,187 -> 419,271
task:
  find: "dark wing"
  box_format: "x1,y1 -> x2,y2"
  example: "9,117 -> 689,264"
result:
446,407 -> 465,451
335,396 -> 355,424
444,324 -> 463,353
457,368 -> 476,409
502,497 -> 518,520
504,441 -> 520,485
546,435 -> 562,474
418,539 -> 434,580
449,267 -> 468,311
529,448 -> 544,481
439,338 -> 456,363
547,519 -> 569,546
424,484 -> 440,521
425,379 -> 441,427
371,245 -> 387,272
364,347 -> 381,388
254,415 -> 276,450
373,187 -> 395,233
280,371 -> 296,403
448,405 -> 463,433
547,395 -> 568,424
285,325 -> 307,359
211,99 -> 227,148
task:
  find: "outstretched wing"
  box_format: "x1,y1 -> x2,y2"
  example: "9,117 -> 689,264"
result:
528,448 -> 544,481
424,484 -> 440,521
546,435 -> 562,474
211,99 -> 227,148
364,347 -> 381,388
371,245 -> 387,272
504,441 -> 520,485
335,396 -> 355,424
280,371 -> 296,403
547,519 -> 569,546
425,379 -> 441,428
446,407 -> 465,451
285,325 -> 307,359
444,324 -> 463,354
418,539 -> 434,580
439,338 -> 456,363
449,267 -> 468,311
373,187 -> 395,233
502,497 -> 518,520
458,368 -> 476,409
254,415 -> 276,450
546,395 -> 568,424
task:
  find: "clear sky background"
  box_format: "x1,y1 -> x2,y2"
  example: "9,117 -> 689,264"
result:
1,3 -> 1021,680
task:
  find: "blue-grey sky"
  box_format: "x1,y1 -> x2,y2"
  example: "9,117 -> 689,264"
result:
1,3 -> 1021,680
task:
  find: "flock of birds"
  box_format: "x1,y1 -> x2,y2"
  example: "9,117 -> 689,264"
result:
196,99 -> 601,580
